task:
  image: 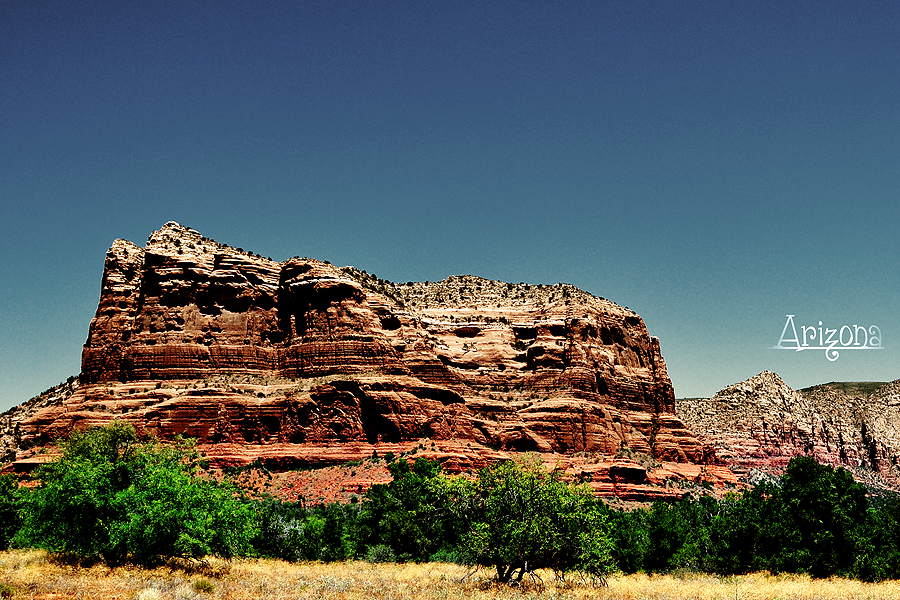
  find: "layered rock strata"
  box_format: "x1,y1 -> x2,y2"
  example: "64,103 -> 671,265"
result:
10,222 -> 731,499
677,371 -> 900,488
81,224 -> 394,382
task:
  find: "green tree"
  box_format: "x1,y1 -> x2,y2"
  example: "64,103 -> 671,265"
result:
773,456 -> 868,577
708,487 -> 768,574
856,494 -> 900,581
314,502 -> 358,561
254,499 -> 316,561
0,474 -> 21,549
607,506 -> 649,574
14,421 -> 257,565
709,457 -> 870,578
641,495 -> 718,573
643,500 -> 690,572
357,457 -> 465,562
456,456 -> 614,584
109,439 -> 258,564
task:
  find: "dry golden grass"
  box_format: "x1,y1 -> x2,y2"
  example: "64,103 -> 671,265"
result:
2,550 -> 900,600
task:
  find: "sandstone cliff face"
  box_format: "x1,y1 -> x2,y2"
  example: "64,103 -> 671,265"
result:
81,223 -> 394,383
677,371 -> 900,488
10,222 -> 732,500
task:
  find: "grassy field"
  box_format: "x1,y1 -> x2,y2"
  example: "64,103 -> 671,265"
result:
2,550 -> 900,600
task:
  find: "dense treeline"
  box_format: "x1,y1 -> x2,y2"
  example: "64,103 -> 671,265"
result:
607,461 -> 900,581
2,422 -> 900,582
256,453 -> 613,583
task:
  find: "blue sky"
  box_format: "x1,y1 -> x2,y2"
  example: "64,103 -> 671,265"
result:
2,1 -> 898,412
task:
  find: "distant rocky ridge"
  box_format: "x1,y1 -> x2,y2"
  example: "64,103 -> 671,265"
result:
678,371 -> 900,490
3,222 -> 734,501
1,378 -> 81,463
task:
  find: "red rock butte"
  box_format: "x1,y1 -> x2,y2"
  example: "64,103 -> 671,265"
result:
12,222 -> 735,500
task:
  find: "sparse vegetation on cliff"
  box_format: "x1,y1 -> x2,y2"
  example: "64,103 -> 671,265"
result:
338,268 -> 606,311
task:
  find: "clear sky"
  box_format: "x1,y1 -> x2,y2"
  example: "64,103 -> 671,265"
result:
2,1 -> 898,412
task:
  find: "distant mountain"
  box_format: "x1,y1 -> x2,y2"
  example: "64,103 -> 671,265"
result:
678,371 -> 900,491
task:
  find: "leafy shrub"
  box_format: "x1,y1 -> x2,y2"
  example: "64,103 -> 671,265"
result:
365,544 -> 396,563
254,500 -> 310,561
13,421 -> 257,565
454,455 -> 615,584
356,457 -> 465,562
0,474 -> 21,550
254,499 -> 357,562
428,548 -> 465,564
